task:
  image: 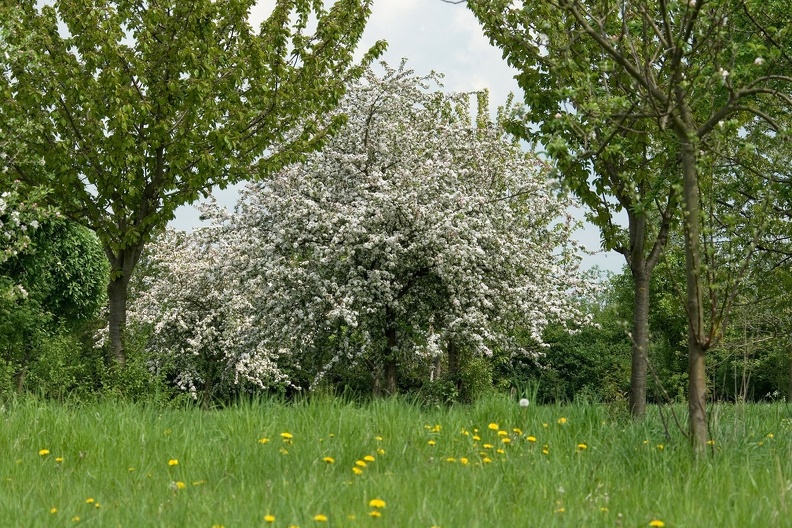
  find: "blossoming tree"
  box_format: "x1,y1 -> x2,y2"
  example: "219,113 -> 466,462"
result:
132,64 -> 594,399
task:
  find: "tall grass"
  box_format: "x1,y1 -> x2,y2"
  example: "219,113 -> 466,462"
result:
2,395 -> 790,527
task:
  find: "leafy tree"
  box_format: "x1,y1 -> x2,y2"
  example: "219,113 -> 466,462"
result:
0,218 -> 107,394
130,65 -> 594,399
0,0 -> 385,366
468,0 -> 792,452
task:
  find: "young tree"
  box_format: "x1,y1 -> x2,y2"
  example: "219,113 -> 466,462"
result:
468,0 -> 792,452
132,64 -> 594,397
0,0 -> 385,366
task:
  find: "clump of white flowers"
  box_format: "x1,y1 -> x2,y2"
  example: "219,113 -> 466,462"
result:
131,63 -> 595,396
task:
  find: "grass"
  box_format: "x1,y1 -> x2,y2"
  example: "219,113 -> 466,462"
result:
2,394 -> 791,527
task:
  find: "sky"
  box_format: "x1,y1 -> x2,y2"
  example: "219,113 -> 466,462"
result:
169,0 -> 624,274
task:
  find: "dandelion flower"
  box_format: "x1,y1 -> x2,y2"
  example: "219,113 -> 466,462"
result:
577,443 -> 588,450
527,436 -> 537,443
472,435 -> 481,441
542,445 -> 549,455
513,428 -> 523,435
39,449 -> 50,456
280,432 -> 293,441
556,508 -> 565,513
427,440 -> 436,446
488,423 -> 499,431
482,457 -> 492,464
496,449 -> 505,455
355,460 -> 367,468
50,507 -> 57,514
460,457 -> 469,465
279,448 -> 289,455
168,459 -> 179,466
377,448 -> 385,455
483,443 -> 493,449
767,433 -> 774,438
369,510 -> 382,518
55,457 -> 63,463
363,455 -> 375,462
656,444 -> 664,451
600,507 -> 609,512
264,514 -> 276,523
369,498 -> 386,509
352,467 -> 363,475
557,417 -> 567,425
375,436 -> 383,441
501,438 -> 511,444
258,438 -> 270,444
497,430 -> 508,437
72,516 -> 80,522
706,440 -> 715,446
432,424 -> 441,432
176,481 -> 186,490
322,457 -> 335,464
519,398 -> 530,407
649,521 -> 665,527
85,498 -> 95,504
446,457 -> 456,463
313,514 -> 328,522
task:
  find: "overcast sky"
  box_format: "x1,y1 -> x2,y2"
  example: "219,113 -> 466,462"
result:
170,0 -> 623,274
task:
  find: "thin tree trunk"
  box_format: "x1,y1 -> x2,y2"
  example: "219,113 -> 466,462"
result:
679,133 -> 708,454
629,270 -> 650,418
104,244 -> 144,368
384,307 -> 398,395
447,339 -> 460,393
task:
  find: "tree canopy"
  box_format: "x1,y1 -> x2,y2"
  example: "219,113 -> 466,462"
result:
0,0 -> 385,365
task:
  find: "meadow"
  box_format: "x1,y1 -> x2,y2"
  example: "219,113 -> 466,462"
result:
2,395 -> 790,527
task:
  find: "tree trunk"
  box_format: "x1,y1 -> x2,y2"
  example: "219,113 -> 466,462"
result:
447,339 -> 461,394
104,243 -> 144,368
679,133 -> 708,454
383,307 -> 398,395
629,270 -> 650,418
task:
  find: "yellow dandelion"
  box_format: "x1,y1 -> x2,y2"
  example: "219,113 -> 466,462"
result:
176,481 -> 186,490
377,448 -> 385,455
577,443 -> 588,450
501,438 -> 511,444
85,498 -> 95,504
39,449 -> 50,456
128,467 -> 135,472
460,457 -> 469,465
369,510 -> 382,518
264,514 -> 276,523
446,457 -> 457,462
496,449 -> 505,455
706,439 -> 715,446
55,457 -> 63,463
656,444 -> 664,451
497,430 -> 508,437
375,436 -> 383,441
649,521 -> 665,527
556,508 -> 565,513
427,440 -> 436,446
482,457 -> 492,464
513,428 -> 523,435
50,507 -> 57,514
192,480 -> 206,486
168,459 -> 179,466
557,417 -> 567,425
543,423 -> 549,428
94,503 -> 101,509
472,435 -> 481,441
767,433 -> 774,438
369,498 -> 386,509
364,455 -> 375,462
258,437 -> 270,444
526,436 -> 537,442
281,432 -> 293,441
355,460 -> 367,468
542,445 -> 549,455
482,443 -> 493,449
313,514 -> 328,522
432,424 -> 441,432
279,448 -> 289,455
352,467 -> 363,475
488,423 -> 499,430
600,507 -> 609,512
323,457 -> 335,464
72,516 -> 80,522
